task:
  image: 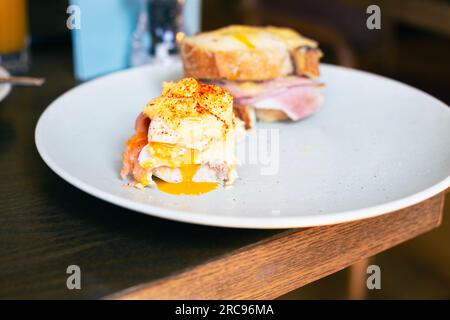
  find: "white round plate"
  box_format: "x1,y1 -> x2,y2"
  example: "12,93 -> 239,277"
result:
35,62 -> 450,229
0,66 -> 12,103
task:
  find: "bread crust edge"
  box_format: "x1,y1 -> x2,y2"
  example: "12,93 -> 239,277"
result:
180,41 -> 322,81
181,41 -> 293,81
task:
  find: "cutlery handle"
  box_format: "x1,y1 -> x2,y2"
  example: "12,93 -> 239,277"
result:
0,76 -> 45,86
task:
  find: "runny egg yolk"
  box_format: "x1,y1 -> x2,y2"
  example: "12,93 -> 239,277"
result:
146,142 -> 217,195
155,164 -> 217,196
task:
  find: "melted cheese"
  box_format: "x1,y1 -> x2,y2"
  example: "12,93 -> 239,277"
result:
233,32 -> 255,49
189,25 -> 318,51
237,81 -> 264,95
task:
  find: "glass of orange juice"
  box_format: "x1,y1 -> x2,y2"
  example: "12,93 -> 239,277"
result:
0,0 -> 29,73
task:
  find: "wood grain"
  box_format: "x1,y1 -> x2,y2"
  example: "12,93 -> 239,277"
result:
1,43 -> 447,300
108,193 -> 444,300
0,46 -> 281,299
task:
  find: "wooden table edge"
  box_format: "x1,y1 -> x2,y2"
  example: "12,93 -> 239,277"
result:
105,192 -> 445,300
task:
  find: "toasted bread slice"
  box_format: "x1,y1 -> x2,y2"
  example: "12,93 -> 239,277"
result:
292,46 -> 323,78
180,25 -> 322,81
255,108 -> 290,122
234,105 -> 256,130
234,105 -> 288,126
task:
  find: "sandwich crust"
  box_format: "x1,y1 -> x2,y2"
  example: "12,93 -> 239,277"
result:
181,40 -> 293,81
180,25 -> 322,81
292,47 -> 323,78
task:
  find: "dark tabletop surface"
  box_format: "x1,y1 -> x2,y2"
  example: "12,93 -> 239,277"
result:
0,46 -> 281,299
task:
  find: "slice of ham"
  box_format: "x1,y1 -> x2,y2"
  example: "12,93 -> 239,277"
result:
135,112 -> 151,134
210,76 -> 324,121
251,83 -> 323,121
121,113 -> 150,183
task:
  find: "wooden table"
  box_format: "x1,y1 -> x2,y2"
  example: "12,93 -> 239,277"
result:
0,46 -> 446,299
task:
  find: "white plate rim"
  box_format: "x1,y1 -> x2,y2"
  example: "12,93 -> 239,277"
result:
0,66 -> 12,103
35,64 -> 450,229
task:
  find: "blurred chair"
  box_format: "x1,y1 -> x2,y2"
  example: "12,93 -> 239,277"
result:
342,0 -> 450,36
241,0 -> 357,68
338,0 -> 450,71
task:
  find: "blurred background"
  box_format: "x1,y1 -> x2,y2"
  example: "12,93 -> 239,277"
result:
15,0 -> 450,103
1,0 -> 449,299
